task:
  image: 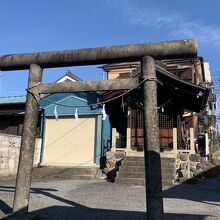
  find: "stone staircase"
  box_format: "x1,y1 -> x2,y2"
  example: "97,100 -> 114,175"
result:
32,166 -> 99,181
115,156 -> 175,186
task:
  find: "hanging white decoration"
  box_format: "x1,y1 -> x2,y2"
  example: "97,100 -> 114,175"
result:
197,91 -> 203,98
129,68 -> 132,76
102,104 -> 107,121
74,108 -> 79,121
54,105 -> 58,121
122,96 -> 125,113
161,106 -> 164,113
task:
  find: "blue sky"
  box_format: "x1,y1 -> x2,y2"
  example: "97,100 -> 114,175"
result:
0,0 -> 220,116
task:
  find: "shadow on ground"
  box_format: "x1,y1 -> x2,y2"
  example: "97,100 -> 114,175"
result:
1,205 -> 212,220
0,165 -> 219,219
163,165 -> 220,207
0,184 -> 214,220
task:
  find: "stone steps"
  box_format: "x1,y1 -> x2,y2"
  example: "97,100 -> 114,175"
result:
115,156 -> 175,186
32,166 -> 98,181
122,161 -> 145,166
119,166 -> 145,172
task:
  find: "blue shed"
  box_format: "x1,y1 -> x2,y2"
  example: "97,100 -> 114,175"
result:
39,92 -> 110,167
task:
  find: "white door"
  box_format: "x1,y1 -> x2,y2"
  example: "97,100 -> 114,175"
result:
43,116 -> 96,165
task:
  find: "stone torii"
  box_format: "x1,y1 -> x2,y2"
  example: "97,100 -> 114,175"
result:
0,39 -> 197,219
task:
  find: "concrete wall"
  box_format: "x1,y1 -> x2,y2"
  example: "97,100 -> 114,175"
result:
0,133 -> 41,177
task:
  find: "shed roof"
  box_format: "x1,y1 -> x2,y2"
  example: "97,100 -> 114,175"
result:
0,96 -> 26,105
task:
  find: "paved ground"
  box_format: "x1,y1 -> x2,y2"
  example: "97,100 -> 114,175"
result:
0,178 -> 219,220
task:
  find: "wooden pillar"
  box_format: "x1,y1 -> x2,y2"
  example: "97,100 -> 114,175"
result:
190,128 -> 195,154
13,64 -> 42,214
142,56 -> 164,220
173,128 -> 178,154
126,108 -> 131,151
126,128 -> 131,151
111,128 -> 117,151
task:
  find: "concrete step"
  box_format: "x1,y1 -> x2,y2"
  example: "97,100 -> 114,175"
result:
126,157 -> 175,162
115,156 -> 175,187
32,167 -> 98,180
122,161 -> 145,167
126,157 -> 145,162
117,172 -> 145,178
119,166 -> 174,173
123,158 -> 175,167
115,177 -> 145,186
120,165 -> 175,170
119,166 -> 145,172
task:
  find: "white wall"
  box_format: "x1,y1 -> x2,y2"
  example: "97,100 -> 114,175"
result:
0,133 -> 41,177
203,62 -> 211,82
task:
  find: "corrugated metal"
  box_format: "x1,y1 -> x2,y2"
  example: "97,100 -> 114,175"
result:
0,96 -> 26,104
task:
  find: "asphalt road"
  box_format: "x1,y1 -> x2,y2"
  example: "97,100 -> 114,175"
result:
0,178 -> 219,219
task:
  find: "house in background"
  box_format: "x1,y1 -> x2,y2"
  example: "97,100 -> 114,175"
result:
0,95 -> 27,136
0,71 -> 111,176
0,71 -> 81,137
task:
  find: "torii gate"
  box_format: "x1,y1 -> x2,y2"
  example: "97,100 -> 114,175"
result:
0,39 -> 197,219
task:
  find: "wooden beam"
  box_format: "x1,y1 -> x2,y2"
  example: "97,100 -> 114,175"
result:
32,78 -> 139,94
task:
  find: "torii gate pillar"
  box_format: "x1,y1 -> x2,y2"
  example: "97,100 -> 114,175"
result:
142,56 -> 164,220
13,64 -> 42,214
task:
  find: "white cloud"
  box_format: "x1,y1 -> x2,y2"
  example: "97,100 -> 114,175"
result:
103,0 -> 220,47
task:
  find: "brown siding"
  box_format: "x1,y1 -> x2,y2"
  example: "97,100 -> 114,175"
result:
159,128 -> 173,148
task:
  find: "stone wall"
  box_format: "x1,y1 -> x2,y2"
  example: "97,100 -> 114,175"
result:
175,153 -> 203,183
0,133 -> 41,177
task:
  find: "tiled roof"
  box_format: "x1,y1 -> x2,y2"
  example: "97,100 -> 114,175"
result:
56,70 -> 82,82
0,96 -> 26,104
